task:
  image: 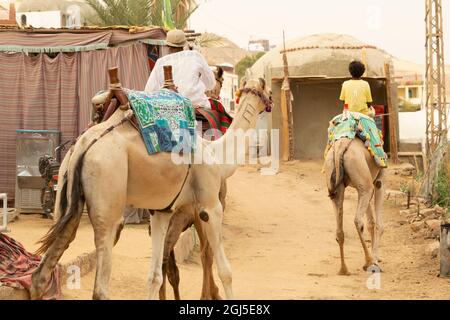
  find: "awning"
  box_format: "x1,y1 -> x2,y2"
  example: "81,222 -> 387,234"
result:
0,27 -> 167,53
0,31 -> 112,53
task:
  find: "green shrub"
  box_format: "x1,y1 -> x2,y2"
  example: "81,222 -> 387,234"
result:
434,163 -> 450,209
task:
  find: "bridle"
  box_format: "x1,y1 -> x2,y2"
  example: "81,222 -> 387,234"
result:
239,87 -> 273,113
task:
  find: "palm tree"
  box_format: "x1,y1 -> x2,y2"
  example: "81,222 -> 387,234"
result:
86,0 -> 198,28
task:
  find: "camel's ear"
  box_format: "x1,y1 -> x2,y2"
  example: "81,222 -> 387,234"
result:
217,66 -> 224,79
240,76 -> 247,89
258,78 -> 266,91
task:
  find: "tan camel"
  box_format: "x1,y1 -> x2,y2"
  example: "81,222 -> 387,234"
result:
158,173 -> 230,300
30,75 -> 271,300
159,66 -> 229,300
324,138 -> 384,275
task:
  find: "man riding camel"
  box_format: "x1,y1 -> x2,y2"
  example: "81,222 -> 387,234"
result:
145,29 -> 232,138
145,29 -> 215,108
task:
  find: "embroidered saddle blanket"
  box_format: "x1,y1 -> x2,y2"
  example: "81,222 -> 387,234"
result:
125,89 -> 196,155
325,112 -> 388,168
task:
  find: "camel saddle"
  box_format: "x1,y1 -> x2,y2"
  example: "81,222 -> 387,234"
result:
195,98 -> 233,141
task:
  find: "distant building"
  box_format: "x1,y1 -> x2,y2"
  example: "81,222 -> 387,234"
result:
393,58 -> 450,110
248,39 -> 270,52
15,0 -> 96,28
0,2 -> 8,20
0,1 -> 17,25
17,11 -> 62,28
396,76 -> 424,109
248,33 -> 398,159
220,71 -> 239,112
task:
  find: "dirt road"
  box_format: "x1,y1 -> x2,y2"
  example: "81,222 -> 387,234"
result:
63,161 -> 450,300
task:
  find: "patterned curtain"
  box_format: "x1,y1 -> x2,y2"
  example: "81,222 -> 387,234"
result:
0,52 -> 79,200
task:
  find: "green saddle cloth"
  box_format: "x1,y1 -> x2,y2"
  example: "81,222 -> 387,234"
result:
125,88 -> 196,155
326,112 -> 388,168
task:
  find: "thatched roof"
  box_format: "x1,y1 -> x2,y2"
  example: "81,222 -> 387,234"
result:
249,33 -> 392,80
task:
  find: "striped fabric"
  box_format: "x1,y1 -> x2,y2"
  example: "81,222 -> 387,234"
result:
78,43 -> 151,132
196,98 -> 233,134
0,232 -> 61,300
0,28 -> 166,53
109,29 -> 166,46
0,43 -> 153,200
0,52 -> 79,199
0,31 -> 112,53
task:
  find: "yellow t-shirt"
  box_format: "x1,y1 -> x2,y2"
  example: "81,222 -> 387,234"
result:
339,79 -> 373,115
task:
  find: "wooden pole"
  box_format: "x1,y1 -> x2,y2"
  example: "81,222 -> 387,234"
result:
280,81 -> 290,161
384,63 -> 399,164
280,30 -> 294,161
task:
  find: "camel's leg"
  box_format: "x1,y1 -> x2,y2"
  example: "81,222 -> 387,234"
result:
166,250 -> 181,300
219,180 -> 227,211
159,250 -> 180,300
200,202 -> 233,300
91,211 -> 125,300
372,180 -> 384,263
354,185 -> 376,271
331,185 -> 350,276
31,201 -> 84,299
194,214 -> 221,300
158,207 -> 193,300
148,211 -> 173,300
366,204 -> 376,252
159,261 -> 168,300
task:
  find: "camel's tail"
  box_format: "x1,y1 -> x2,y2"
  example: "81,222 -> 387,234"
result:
327,139 -> 351,199
35,147 -> 87,256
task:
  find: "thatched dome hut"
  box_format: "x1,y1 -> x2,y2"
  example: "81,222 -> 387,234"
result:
247,33 -> 397,159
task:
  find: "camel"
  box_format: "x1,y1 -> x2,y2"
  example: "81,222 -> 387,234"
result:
158,66 -> 230,300
157,169 -> 231,300
30,67 -> 272,300
324,137 -> 385,275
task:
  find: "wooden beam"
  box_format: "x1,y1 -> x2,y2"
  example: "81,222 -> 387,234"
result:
385,63 -> 399,164
280,31 -> 294,161
280,83 -> 291,161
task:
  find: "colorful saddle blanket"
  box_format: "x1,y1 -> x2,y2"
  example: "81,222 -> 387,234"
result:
325,112 -> 388,168
196,98 -> 233,134
125,89 -> 196,155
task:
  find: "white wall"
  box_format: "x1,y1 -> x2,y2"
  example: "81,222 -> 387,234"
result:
16,11 -> 61,28
399,109 -> 450,146
220,72 -> 239,112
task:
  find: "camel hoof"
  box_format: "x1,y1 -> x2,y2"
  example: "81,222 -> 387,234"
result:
200,293 -> 223,300
92,293 -> 110,300
338,268 -> 351,276
29,286 -> 41,300
212,293 -> 223,300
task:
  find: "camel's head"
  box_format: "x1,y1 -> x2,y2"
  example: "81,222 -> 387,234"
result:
238,77 -> 273,114
206,66 -> 225,99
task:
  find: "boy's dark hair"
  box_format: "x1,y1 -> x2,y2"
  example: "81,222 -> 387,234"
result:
349,60 -> 366,78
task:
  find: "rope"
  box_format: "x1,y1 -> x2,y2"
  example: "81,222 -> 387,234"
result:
109,83 -> 123,90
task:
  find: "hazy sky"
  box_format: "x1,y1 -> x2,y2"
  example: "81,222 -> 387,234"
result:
190,0 -> 450,64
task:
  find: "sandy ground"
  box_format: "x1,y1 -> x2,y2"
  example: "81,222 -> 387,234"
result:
7,214 -> 95,266
55,160 -> 449,300
7,160 -> 450,299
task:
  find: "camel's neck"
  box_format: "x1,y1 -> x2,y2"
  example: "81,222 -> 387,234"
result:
201,93 -> 264,174
229,96 -> 261,132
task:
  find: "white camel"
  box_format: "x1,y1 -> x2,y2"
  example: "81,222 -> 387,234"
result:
30,74 -> 272,300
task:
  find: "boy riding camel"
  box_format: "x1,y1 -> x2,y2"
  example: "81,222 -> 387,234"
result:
339,60 -> 376,118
